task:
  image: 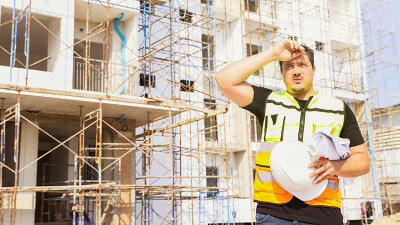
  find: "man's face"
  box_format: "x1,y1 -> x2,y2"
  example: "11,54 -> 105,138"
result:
281,54 -> 315,95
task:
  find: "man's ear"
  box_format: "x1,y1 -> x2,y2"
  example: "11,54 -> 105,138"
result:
312,66 -> 316,72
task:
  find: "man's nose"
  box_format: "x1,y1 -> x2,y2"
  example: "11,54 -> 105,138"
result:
293,66 -> 301,76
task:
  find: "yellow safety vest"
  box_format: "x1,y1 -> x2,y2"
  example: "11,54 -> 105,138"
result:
253,90 -> 345,208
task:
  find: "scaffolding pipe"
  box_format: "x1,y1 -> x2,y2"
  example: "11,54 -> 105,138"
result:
355,0 -> 381,218
9,0 -> 17,82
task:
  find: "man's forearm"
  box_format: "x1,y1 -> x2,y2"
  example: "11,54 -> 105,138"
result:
310,143 -> 371,184
215,40 -> 305,107
215,49 -> 276,88
330,152 -> 370,178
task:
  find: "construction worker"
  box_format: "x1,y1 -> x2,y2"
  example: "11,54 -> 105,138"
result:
215,40 -> 371,225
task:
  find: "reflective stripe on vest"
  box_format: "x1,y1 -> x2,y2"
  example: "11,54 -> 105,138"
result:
257,170 -> 276,182
259,142 -> 276,152
257,169 -> 339,190
254,90 -> 344,208
327,179 -> 339,190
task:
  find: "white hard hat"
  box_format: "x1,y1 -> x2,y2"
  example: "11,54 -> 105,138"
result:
269,140 -> 328,201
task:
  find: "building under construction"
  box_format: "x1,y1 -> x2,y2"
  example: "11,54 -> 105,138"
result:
0,0 -> 399,224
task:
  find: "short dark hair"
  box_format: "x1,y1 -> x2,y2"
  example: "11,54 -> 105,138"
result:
279,43 -> 314,71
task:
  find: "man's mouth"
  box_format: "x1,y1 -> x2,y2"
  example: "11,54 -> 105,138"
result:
292,77 -> 303,83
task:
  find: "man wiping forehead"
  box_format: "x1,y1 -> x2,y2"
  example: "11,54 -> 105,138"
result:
215,40 -> 370,225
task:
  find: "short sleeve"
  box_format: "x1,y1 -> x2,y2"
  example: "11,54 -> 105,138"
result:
240,85 -> 272,126
339,103 -> 365,147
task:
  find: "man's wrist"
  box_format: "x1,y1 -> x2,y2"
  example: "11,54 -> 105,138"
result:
261,49 -> 279,65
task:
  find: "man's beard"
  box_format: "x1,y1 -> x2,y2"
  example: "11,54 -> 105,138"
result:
291,85 -> 305,93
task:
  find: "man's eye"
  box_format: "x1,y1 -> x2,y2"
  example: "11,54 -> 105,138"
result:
286,65 -> 294,68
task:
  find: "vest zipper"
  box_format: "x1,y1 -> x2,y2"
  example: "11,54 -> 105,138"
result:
298,97 -> 313,142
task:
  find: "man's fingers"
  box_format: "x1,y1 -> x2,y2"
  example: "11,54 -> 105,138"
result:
311,166 -> 334,184
313,170 -> 333,184
293,41 -> 300,51
283,40 -> 292,49
313,173 -> 327,184
289,41 -> 294,50
310,166 -> 324,177
308,159 -> 323,168
284,40 -> 296,51
291,40 -> 305,53
292,51 -> 303,59
312,166 -> 329,184
294,42 -> 304,51
280,40 -> 305,60
307,159 -> 335,184
309,159 -> 330,176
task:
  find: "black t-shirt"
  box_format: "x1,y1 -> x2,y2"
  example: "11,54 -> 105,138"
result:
241,85 -> 365,225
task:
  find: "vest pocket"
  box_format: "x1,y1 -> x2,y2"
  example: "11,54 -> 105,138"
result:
255,152 -> 271,170
264,115 -> 286,142
311,121 -> 338,135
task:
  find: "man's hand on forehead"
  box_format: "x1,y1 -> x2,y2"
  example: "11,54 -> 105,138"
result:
284,40 -> 305,54
284,54 -> 308,65
272,40 -> 306,62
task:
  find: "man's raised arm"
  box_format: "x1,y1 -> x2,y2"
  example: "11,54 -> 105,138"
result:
215,40 -> 305,107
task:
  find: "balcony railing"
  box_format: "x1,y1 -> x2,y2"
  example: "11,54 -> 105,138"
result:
73,57 -> 137,96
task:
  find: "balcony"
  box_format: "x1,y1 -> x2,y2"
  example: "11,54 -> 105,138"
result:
73,57 -> 138,96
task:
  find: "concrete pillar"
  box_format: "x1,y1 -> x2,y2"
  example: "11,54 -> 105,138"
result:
67,136 -> 79,182
47,17 -> 61,72
124,15 -> 139,96
15,120 -> 39,225
233,150 -> 252,198
19,120 -> 39,186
